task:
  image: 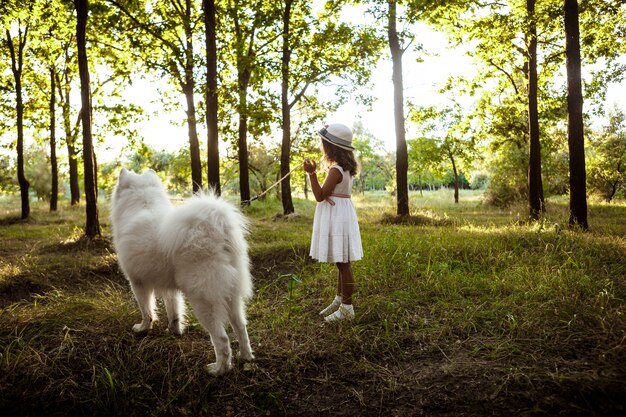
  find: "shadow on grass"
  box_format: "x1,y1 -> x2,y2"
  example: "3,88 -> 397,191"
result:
380,212 -> 452,226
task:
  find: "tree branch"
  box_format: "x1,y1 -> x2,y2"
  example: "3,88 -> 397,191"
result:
105,0 -> 180,55
488,59 -> 523,103
289,81 -> 311,109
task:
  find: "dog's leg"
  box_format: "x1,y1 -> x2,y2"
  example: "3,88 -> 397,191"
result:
189,299 -> 232,376
163,290 -> 186,335
130,280 -> 156,333
228,297 -> 254,361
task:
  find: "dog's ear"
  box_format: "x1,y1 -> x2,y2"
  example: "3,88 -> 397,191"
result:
144,169 -> 163,184
117,168 -> 131,188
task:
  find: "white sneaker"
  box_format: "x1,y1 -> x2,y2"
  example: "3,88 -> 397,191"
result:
319,295 -> 342,316
324,304 -> 355,322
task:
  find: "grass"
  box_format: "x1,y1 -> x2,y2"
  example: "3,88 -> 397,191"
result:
1,190 -> 625,416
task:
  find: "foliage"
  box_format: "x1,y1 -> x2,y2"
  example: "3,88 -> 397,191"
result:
409,104 -> 478,201
0,0 -> 624,223
0,154 -> 18,193
587,105 -> 626,202
248,141 -> 279,198
23,144 -> 54,200
483,140 -> 528,208
352,120 -> 392,193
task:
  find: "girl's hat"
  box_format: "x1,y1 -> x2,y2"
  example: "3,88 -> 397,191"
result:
318,123 -> 355,151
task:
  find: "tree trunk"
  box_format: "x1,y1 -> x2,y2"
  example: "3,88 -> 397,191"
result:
57,70 -> 80,205
203,0 -> 220,194
183,82 -> 203,193
388,0 -> 409,216
238,70 -> 251,204
75,0 -> 101,238
184,0 -> 202,193
527,0 -> 543,220
450,151 -> 459,204
564,0 -> 588,229
280,0 -> 295,215
50,67 -> 58,212
67,138 -> 80,205
6,28 -> 30,219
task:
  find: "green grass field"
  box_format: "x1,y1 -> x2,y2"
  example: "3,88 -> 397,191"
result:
1,190 -> 625,416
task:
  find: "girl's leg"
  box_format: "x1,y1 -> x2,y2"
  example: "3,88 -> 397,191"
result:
336,262 -> 354,305
324,262 -> 355,322
337,267 -> 342,298
319,267 -> 343,316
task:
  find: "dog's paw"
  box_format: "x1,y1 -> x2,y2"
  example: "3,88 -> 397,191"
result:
206,362 -> 232,376
168,327 -> 185,336
167,320 -> 186,336
132,321 -> 153,333
239,350 -> 255,362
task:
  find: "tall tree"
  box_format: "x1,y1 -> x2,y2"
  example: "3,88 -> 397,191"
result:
564,0 -> 587,229
428,1 -> 557,214
388,0 -> 409,216
278,1 -> 382,214
56,43 -> 81,205
203,0 -> 220,194
107,0 -> 203,192
49,66 -> 58,211
4,17 -> 30,219
280,0 -> 294,214
527,0 -> 543,220
411,105 -> 477,204
587,106 -> 626,202
75,0 -> 101,237
224,0 -> 280,204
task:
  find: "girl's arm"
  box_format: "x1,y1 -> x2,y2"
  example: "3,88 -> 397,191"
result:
307,167 -> 342,202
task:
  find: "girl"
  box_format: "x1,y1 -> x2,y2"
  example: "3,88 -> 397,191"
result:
304,123 -> 363,322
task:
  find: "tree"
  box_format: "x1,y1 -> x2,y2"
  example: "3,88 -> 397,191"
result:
75,0 -> 101,238
3,8 -> 31,219
352,120 -> 386,195
407,136 -> 441,195
107,0 -> 204,192
278,1 -> 382,214
564,0 -> 587,229
203,0 -> 220,194
527,0 -> 543,220
388,0 -> 409,216
49,66 -> 58,211
56,38 -> 81,205
587,106 -> 626,202
248,142 -> 278,200
411,105 -> 477,203
224,0 -> 280,204
37,0 -> 140,207
280,0 -> 295,213
426,1 -> 561,215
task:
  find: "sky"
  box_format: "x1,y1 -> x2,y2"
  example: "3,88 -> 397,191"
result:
111,17 -> 626,160
117,23 -> 474,157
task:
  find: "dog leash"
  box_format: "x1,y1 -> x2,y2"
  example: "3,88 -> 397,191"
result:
241,163 -> 304,205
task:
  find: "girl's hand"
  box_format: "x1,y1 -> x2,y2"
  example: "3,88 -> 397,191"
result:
303,159 -> 317,174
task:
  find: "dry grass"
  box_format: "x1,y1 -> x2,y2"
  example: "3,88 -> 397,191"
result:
1,192 -> 625,416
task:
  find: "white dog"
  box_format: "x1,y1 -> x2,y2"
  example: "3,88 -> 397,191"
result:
110,169 -> 254,375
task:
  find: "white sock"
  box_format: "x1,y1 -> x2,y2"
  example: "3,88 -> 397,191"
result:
319,295 -> 342,316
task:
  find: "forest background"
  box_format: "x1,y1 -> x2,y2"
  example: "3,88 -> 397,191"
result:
1,0 -> 625,234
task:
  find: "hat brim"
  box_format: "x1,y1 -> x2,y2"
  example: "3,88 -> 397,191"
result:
318,131 -> 355,151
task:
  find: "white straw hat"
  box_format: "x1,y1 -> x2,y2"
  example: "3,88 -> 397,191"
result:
318,123 -> 354,151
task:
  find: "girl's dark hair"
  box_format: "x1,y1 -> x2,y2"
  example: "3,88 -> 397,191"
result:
322,140 -> 359,176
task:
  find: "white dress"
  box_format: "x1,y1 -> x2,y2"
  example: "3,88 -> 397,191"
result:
310,165 -> 363,263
